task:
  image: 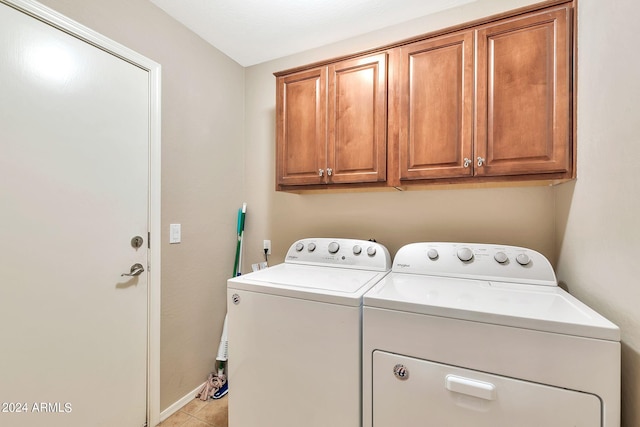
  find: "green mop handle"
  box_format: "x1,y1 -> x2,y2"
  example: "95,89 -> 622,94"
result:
232,204 -> 246,277
232,208 -> 242,277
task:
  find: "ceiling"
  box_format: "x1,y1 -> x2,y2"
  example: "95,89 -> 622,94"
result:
149,0 -> 475,67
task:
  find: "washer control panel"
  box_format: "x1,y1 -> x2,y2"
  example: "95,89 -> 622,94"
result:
286,238 -> 391,271
393,242 -> 556,286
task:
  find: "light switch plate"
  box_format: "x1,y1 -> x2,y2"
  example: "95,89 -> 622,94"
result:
169,223 -> 181,244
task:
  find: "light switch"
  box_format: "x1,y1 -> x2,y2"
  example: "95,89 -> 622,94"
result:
169,223 -> 181,244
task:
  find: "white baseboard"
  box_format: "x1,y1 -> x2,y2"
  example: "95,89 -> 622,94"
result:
159,382 -> 205,422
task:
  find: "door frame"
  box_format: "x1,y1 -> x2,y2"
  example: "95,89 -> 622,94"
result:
2,0 -> 162,425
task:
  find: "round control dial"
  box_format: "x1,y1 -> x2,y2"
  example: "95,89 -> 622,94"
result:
307,243 -> 316,252
516,253 -> 531,266
295,242 -> 304,252
494,251 -> 508,264
457,247 -> 474,262
328,242 -> 340,254
353,245 -> 362,255
366,246 -> 377,256
427,249 -> 439,260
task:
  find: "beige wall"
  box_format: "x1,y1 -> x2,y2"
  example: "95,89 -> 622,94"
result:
37,0 -> 246,411
555,0 -> 640,425
245,0 -> 639,425
243,0 -> 554,269
31,0 -> 640,424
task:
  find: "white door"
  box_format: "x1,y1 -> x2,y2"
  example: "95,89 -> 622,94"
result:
0,2 -> 152,426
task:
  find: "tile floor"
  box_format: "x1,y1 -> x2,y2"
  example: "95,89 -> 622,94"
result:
159,396 -> 228,427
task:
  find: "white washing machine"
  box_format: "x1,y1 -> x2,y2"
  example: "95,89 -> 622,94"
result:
363,242 -> 620,427
227,237 -> 391,427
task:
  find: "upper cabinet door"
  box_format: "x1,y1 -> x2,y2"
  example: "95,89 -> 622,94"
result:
475,7 -> 571,177
327,53 -> 388,184
398,31 -> 474,181
276,67 -> 327,187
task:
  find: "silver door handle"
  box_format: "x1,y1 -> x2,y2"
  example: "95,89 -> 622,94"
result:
121,263 -> 145,277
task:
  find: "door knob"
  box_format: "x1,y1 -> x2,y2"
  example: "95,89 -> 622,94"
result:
121,263 -> 145,277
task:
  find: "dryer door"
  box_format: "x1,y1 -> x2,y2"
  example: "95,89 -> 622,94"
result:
372,351 -> 600,427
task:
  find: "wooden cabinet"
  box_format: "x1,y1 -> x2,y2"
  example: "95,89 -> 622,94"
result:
396,5 -> 572,185
276,53 -> 388,189
397,31 -> 474,181
275,1 -> 574,191
276,67 -> 327,187
475,7 -> 571,177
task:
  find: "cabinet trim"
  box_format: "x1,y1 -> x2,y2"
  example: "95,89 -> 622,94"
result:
274,0 -> 572,77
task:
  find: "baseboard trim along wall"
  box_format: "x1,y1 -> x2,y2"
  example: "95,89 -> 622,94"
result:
159,382 -> 206,422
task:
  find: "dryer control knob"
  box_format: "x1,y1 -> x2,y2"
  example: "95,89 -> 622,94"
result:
328,242 -> 340,254
295,242 -> 304,252
494,251 -> 508,264
457,247 -> 474,262
353,245 -> 362,255
367,246 -> 377,256
307,243 -> 316,252
427,249 -> 439,260
516,253 -> 531,266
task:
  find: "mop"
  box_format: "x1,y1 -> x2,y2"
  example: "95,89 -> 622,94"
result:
197,203 -> 246,401
233,202 -> 247,277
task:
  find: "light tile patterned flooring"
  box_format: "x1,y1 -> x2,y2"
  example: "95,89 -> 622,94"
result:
159,396 -> 228,427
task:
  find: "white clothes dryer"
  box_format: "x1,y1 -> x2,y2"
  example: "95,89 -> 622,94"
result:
363,242 -> 620,427
228,238 -> 391,427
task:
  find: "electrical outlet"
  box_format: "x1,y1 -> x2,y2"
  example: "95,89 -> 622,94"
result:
263,239 -> 271,255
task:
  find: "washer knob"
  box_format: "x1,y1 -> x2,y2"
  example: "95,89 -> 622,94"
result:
427,249 -> 439,260
295,242 -> 304,252
494,251 -> 508,264
308,243 -> 316,252
328,242 -> 340,254
516,253 -> 531,266
367,246 -> 377,256
457,247 -> 474,262
353,245 -> 362,255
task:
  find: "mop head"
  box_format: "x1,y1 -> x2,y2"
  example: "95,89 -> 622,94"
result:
196,372 -> 228,401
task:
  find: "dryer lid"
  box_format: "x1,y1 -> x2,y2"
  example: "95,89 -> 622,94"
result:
228,263 -> 389,306
364,273 -> 620,341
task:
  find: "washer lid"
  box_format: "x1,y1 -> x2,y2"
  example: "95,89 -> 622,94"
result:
364,273 -> 620,341
228,263 -> 389,306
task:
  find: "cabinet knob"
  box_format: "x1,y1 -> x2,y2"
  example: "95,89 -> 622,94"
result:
327,168 -> 333,176
463,158 -> 471,168
477,157 -> 485,167
318,169 -> 324,176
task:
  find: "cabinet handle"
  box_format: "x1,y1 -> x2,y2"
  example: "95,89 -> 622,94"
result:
327,168 -> 333,176
477,157 -> 485,167
463,158 -> 471,168
318,169 -> 324,177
